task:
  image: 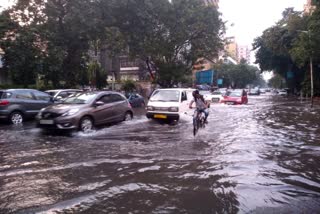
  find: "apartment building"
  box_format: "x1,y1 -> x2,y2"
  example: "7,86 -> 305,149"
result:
304,0 -> 316,14
238,45 -> 251,63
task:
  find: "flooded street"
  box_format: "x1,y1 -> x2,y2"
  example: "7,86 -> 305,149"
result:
0,95 -> 320,213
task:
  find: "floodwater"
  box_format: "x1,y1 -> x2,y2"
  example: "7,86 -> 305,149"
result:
0,94 -> 320,213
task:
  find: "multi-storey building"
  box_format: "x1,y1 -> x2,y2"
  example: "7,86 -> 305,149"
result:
304,0 -> 316,14
238,45 -> 251,63
225,36 -> 238,62
203,0 -> 219,8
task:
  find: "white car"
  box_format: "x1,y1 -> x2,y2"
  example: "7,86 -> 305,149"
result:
199,90 -> 225,104
146,88 -> 194,121
45,89 -> 82,102
278,89 -> 288,96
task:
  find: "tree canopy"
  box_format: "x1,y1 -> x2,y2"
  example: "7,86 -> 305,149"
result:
0,0 -> 224,88
253,6 -> 320,95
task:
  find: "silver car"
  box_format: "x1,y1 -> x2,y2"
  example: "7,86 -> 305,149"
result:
36,91 -> 133,132
0,89 -> 53,124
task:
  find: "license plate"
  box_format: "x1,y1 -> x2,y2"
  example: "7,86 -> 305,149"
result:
226,102 -> 234,105
154,114 -> 167,119
40,119 -> 54,125
212,98 -> 220,102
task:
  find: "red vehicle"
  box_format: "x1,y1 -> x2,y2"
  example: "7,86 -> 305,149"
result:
221,89 -> 248,105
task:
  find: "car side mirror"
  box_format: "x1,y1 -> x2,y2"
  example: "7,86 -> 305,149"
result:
95,101 -> 105,106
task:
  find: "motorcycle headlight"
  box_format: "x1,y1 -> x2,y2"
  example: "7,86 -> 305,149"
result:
62,108 -> 79,117
168,107 -> 179,112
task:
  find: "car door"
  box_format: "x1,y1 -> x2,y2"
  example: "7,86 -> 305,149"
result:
109,94 -> 127,121
32,90 -> 53,111
14,90 -> 38,117
180,91 -> 189,113
92,94 -> 115,125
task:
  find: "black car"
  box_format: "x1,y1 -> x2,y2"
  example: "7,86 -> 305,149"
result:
0,89 -> 53,124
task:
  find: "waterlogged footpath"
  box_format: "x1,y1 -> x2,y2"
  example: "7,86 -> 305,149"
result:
0,95 -> 320,213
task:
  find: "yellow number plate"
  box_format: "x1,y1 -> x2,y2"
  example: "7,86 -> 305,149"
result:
154,114 -> 167,119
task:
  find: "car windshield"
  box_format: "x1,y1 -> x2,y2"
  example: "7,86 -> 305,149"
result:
199,91 -> 211,95
62,93 -> 96,104
227,91 -> 242,97
150,90 -> 180,102
212,91 -> 222,95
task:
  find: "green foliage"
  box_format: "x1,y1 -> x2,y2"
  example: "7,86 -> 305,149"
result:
253,8 -> 310,92
0,0 -> 223,88
122,80 -> 136,93
117,0 -> 224,87
268,74 -> 286,89
215,61 -> 260,88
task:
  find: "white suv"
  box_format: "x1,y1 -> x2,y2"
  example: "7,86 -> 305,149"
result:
146,88 -> 194,121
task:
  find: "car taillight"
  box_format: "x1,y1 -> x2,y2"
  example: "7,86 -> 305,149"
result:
0,100 -> 9,106
128,102 -> 132,108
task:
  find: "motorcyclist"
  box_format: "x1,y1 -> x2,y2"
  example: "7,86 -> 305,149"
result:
189,90 -> 209,123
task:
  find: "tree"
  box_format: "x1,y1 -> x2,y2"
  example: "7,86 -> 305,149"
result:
116,0 -> 224,87
253,8 -> 310,93
215,61 -> 260,88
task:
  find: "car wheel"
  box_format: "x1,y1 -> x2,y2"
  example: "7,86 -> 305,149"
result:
10,111 -> 24,124
123,112 -> 133,121
79,116 -> 94,132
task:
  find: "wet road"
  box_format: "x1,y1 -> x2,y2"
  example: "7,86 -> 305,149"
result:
0,94 -> 320,213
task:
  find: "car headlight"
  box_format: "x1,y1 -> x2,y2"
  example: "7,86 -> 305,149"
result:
62,108 -> 80,117
147,106 -> 154,111
168,107 -> 179,112
36,108 -> 46,119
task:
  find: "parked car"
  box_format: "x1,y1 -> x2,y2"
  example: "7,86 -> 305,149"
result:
248,88 -> 260,95
126,93 -> 145,107
221,89 -> 248,105
146,88 -> 194,121
45,89 -> 82,102
0,89 -> 53,124
278,89 -> 288,96
36,91 -> 133,132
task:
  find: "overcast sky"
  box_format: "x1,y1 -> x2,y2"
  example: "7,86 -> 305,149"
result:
219,0 -> 304,46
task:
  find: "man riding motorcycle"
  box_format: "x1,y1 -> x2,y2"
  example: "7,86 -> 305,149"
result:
189,90 -> 209,123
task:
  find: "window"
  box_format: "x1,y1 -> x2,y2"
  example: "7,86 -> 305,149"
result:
99,95 -> 113,104
0,92 -> 12,99
110,94 -> 125,102
33,91 -> 51,101
15,91 -> 34,100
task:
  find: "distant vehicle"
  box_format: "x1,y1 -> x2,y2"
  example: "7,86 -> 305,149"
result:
45,89 -> 82,102
210,90 -> 225,103
126,93 -> 145,107
221,89 -> 248,105
37,91 -> 133,132
0,89 -> 53,124
217,88 -> 228,96
146,88 -> 194,122
248,88 -> 260,95
278,89 -> 288,96
260,88 -> 267,94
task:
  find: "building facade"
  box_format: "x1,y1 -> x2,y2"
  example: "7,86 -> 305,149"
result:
225,36 -> 238,62
304,0 -> 316,14
202,0 -> 219,7
238,45 -> 251,63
